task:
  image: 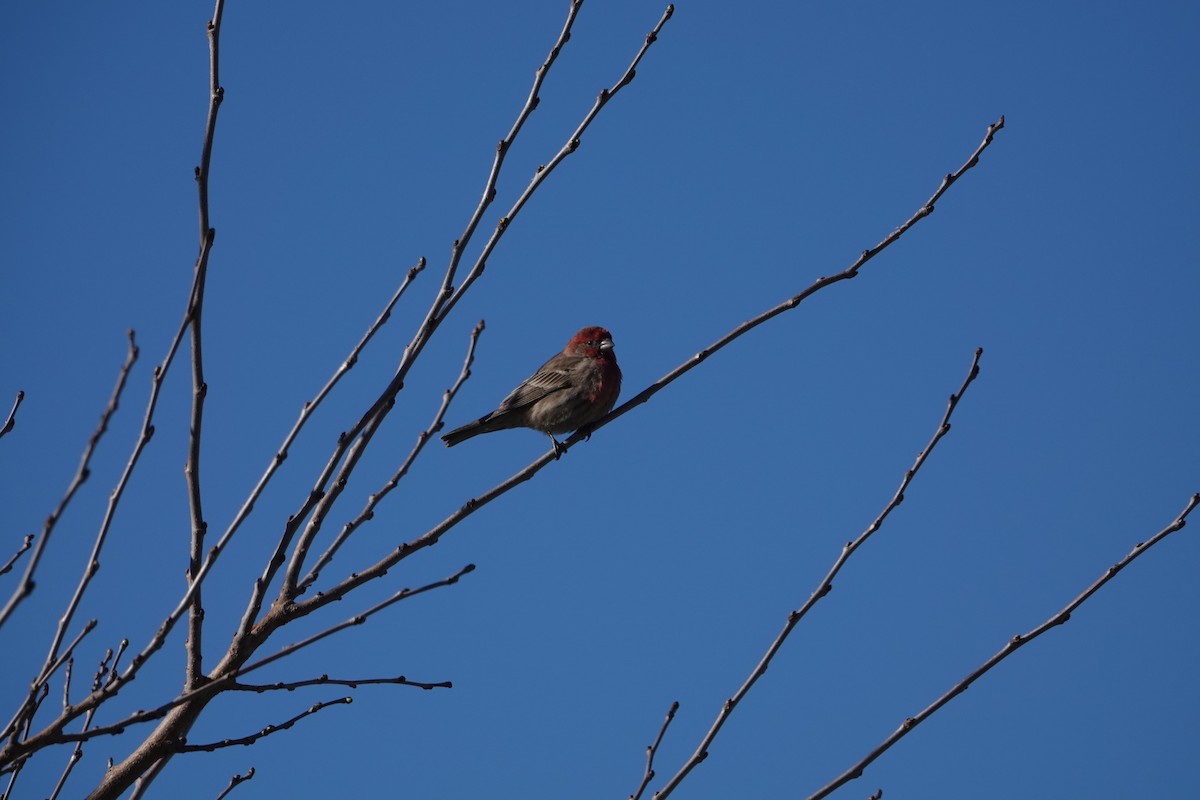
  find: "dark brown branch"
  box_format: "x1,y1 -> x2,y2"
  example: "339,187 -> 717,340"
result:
808,492 -> 1200,800
0,391 -> 22,442
0,535 -> 33,578
241,564 -> 475,677
437,0 -> 586,300
3,620 -> 97,748
438,3 -> 675,320
296,319 -> 485,595
652,348 -> 985,799
213,767 -> 254,800
232,258 -> 427,637
231,675 -> 452,693
0,334 -> 137,632
185,0 -> 227,693
176,698 -> 351,753
629,700 -> 678,800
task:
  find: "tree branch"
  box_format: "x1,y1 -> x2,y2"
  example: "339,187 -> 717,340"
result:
629,700 -> 678,800
652,348 -> 985,799
213,767 -> 254,800
808,492 -> 1199,800
296,319 -> 485,594
176,698 -> 351,753
233,258 -> 427,641
0,535 -> 33,578
0,391 -> 22,442
0,333 -> 137,632
231,674 -> 452,693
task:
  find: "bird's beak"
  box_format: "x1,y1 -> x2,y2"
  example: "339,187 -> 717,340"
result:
599,337 -> 614,351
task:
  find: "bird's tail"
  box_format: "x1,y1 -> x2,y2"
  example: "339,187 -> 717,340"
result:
441,414 -> 501,447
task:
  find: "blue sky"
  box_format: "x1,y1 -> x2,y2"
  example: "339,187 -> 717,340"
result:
2,1 -> 1197,798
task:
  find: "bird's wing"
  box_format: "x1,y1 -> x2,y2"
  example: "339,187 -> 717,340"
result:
496,362 -> 577,412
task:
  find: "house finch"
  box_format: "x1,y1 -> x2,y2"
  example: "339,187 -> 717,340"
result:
441,326 -> 622,454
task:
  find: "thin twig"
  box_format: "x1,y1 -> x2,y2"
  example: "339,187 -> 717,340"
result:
296,319 -> 485,594
0,535 -> 33,578
231,675 -> 452,693
176,698 -> 351,753
241,564 -> 475,677
439,4 -> 675,321
438,1 -> 586,299
0,334 -> 137,632
235,259 -> 427,635
0,391 -> 22,442
652,348 -> 984,799
629,701 -> 678,800
213,767 -> 254,800
808,492 -> 1200,800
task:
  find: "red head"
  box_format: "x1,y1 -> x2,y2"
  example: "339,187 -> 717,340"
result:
566,326 -> 617,362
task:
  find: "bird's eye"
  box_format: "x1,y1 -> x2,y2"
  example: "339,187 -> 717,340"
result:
586,340 -> 596,347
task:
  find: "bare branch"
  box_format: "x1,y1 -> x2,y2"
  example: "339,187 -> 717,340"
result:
176,698 -> 351,753
652,348 -> 985,799
1,560 -> 472,759
0,535 -> 33,578
185,0 -> 229,692
574,117 -> 1006,447
297,319 -> 485,594
231,675 -> 452,693
0,391 -> 22,442
629,700 -> 678,800
440,3 -> 676,318
437,0 -> 586,299
231,258 -> 427,636
241,564 -> 475,678
808,492 -> 1200,800
0,333 -> 137,631
213,767 -> 254,800
2,620 -> 97,743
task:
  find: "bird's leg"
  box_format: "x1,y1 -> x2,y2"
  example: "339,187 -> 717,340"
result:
546,433 -> 564,460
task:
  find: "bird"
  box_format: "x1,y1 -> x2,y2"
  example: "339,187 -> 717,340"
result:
441,326 -> 622,455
